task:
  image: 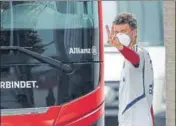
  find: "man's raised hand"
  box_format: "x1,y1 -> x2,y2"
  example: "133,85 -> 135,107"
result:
106,25 -> 123,50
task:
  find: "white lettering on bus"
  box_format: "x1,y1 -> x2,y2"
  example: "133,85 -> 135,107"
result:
0,81 -> 38,89
69,46 -> 97,55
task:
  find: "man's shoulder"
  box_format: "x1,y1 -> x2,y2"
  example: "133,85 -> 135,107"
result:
134,44 -> 149,55
136,45 -> 153,65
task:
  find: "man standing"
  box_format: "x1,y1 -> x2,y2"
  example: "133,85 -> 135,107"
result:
106,13 -> 154,126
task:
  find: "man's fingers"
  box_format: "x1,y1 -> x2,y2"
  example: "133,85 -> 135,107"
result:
111,25 -> 116,36
106,25 -> 117,46
106,25 -> 111,37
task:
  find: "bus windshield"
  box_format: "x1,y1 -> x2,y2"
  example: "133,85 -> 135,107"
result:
0,1 -> 100,110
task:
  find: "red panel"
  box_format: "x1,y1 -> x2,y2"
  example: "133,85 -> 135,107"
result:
1,106 -> 61,126
54,65 -> 104,125
65,103 -> 104,126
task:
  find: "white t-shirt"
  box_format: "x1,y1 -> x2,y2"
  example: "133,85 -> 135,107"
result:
118,45 -> 154,126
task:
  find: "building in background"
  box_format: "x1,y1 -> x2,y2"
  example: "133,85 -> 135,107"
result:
103,1 -> 166,126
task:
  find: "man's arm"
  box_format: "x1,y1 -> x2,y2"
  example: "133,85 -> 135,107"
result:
119,45 -> 140,67
105,25 -> 140,67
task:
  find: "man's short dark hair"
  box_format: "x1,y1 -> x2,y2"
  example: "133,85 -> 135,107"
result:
113,13 -> 137,30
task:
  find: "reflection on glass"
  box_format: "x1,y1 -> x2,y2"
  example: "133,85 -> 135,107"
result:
0,1 -> 100,110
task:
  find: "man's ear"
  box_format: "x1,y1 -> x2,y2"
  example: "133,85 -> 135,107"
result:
133,28 -> 137,38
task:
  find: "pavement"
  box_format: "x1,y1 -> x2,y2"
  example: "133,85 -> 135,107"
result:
154,111 -> 166,126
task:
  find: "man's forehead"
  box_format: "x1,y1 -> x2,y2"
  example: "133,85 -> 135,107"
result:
113,24 -> 131,31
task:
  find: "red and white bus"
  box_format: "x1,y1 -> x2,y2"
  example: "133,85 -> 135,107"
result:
0,1 -> 104,126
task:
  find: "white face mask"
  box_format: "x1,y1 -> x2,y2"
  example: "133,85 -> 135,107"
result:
116,33 -> 131,47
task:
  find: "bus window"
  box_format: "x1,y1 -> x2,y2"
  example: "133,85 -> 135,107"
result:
0,1 -> 100,110
1,1 -> 99,62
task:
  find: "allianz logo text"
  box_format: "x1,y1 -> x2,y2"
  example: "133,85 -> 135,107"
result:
69,46 -> 97,55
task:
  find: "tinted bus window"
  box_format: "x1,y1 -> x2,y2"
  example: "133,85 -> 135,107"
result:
1,1 -> 99,62
0,1 -> 100,110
